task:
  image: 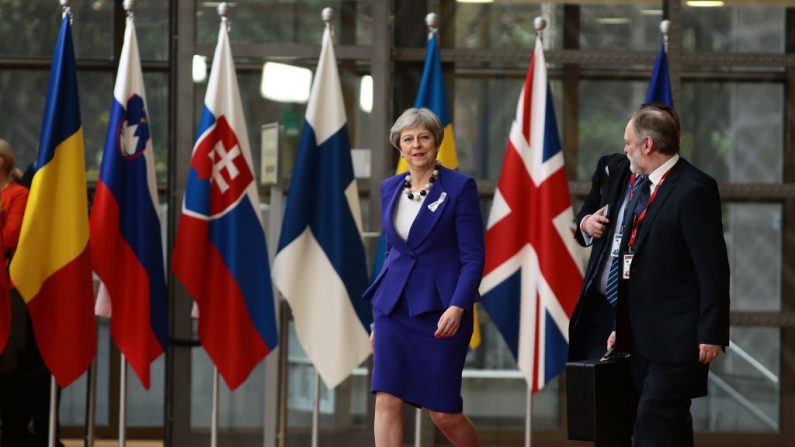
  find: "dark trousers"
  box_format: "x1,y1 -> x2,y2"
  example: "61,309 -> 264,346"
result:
631,347 -> 705,447
0,291 -> 62,447
570,288 -> 632,447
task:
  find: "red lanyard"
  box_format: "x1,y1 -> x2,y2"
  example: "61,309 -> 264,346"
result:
628,167 -> 673,248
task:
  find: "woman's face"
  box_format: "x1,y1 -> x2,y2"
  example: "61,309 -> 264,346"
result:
398,125 -> 438,173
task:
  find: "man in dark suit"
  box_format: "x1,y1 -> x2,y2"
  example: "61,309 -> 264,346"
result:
603,103 -> 730,446
569,129 -> 638,447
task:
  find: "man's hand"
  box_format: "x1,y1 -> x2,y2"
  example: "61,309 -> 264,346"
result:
607,331 -> 616,350
699,344 -> 722,364
582,205 -> 610,239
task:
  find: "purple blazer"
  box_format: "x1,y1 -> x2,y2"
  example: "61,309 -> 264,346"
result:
363,166 -> 485,316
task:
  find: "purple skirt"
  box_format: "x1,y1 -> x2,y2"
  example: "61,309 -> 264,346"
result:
371,296 -> 473,413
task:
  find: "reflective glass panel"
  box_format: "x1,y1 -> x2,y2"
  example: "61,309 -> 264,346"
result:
0,1 -> 113,59
681,4 -> 785,53
134,1 -> 170,61
723,203 -> 781,312
195,0 -> 372,46
693,327 -> 779,432
581,4 -> 665,51
454,2 -> 563,50
680,82 -> 783,183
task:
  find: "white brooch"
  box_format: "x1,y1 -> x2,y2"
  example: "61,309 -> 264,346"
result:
427,192 -> 447,212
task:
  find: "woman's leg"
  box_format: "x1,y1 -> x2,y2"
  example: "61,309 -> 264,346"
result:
374,392 -> 404,447
428,410 -> 480,447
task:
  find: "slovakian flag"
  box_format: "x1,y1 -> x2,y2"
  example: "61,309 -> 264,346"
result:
272,24 -> 371,389
9,14 -> 96,388
480,37 -> 583,393
89,14 -> 168,390
646,40 -> 673,107
172,18 -> 278,390
372,30 -> 481,349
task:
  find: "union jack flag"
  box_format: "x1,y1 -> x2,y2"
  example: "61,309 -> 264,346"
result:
480,37 -> 583,393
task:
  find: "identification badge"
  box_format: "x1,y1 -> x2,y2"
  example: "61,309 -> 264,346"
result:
610,232 -> 622,258
622,254 -> 634,279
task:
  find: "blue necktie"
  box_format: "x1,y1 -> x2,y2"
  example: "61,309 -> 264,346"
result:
604,176 -> 649,306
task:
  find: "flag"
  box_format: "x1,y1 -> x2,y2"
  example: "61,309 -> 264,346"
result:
89,15 -> 168,390
480,38 -> 583,393
373,31 -> 482,349
645,40 -> 673,107
172,19 -> 278,390
272,24 -> 371,389
9,15 -> 96,388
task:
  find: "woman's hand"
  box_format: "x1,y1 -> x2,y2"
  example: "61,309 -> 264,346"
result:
434,305 -> 464,339
370,329 -> 374,353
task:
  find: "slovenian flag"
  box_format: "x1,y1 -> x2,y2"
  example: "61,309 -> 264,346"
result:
9,14 -> 97,388
89,13 -> 168,390
172,17 -> 278,390
272,24 -> 371,389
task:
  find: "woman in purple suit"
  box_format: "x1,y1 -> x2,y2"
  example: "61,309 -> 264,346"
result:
363,108 -> 485,447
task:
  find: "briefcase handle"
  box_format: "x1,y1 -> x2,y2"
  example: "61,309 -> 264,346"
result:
600,348 -> 630,362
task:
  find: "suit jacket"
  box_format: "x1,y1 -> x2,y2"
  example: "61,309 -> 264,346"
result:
362,166 -> 485,317
568,154 -> 632,357
616,157 -> 730,374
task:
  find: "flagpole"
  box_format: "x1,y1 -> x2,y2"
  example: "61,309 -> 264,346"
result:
119,355 -> 128,447
49,376 -> 57,447
212,367 -> 220,447
85,358 -> 97,447
312,369 -> 321,447
525,385 -> 532,447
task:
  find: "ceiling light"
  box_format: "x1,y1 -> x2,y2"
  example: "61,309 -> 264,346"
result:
686,1 -> 725,7
192,55 -> 207,83
260,62 -> 312,104
597,17 -> 631,25
359,75 -> 373,113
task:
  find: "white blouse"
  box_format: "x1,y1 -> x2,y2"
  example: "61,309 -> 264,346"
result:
393,191 -> 427,241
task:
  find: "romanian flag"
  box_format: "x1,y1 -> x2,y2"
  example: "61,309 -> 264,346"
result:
9,15 -> 96,387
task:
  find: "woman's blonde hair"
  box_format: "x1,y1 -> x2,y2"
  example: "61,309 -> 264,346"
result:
0,139 -> 23,180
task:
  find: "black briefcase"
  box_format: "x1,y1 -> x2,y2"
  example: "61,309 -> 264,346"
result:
566,352 -> 636,442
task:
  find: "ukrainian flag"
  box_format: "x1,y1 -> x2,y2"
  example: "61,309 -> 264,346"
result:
9,15 -> 96,388
391,31 -> 481,349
